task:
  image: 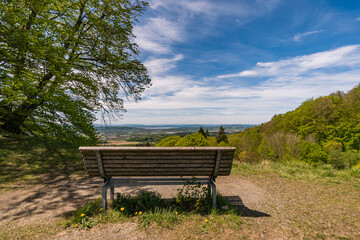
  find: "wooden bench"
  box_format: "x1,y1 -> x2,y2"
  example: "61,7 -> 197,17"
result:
79,147 -> 236,210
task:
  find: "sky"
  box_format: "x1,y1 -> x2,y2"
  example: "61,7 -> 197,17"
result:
98,0 -> 360,125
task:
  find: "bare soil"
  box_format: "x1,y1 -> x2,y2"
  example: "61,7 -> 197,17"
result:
0,173 -> 359,240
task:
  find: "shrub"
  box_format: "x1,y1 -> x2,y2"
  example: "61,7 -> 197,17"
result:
328,149 -> 345,169
300,141 -> 327,164
341,150 -> 360,168
237,151 -> 260,163
112,191 -> 164,215
323,140 -> 343,153
155,136 -> 181,146
206,137 -> 217,146
328,150 -> 360,169
175,133 -> 208,147
174,181 -> 209,212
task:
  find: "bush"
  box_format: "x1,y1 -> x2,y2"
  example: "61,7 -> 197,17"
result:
175,133 -> 208,147
328,149 -> 345,169
300,141 -> 328,164
341,150 -> 360,168
323,140 -> 343,153
112,191 -> 164,215
237,151 -> 260,163
327,150 -> 360,169
155,136 -> 181,146
206,137 -> 217,146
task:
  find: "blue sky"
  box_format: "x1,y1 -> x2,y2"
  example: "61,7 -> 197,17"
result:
99,0 -> 360,125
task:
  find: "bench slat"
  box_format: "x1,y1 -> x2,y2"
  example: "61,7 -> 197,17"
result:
83,155 -> 221,160
85,167 -> 231,172
80,150 -> 234,157
85,163 -> 233,168
86,171 -> 231,176
85,160 -> 233,166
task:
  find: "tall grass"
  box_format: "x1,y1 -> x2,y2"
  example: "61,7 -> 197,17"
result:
232,160 -> 360,187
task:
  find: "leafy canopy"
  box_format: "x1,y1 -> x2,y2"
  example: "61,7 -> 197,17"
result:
0,0 -> 150,144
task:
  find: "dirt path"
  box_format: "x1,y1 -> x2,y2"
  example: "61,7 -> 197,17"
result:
0,174 -> 359,239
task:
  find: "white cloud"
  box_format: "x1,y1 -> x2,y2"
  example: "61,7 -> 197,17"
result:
219,45 -> 360,80
144,54 -> 184,76
134,18 -> 184,54
107,45 -> 360,124
293,30 -> 322,42
218,70 -> 258,79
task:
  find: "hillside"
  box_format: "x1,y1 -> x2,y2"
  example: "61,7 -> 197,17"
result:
230,84 -> 360,171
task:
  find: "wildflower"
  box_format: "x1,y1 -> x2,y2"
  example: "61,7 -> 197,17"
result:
205,219 -> 208,223
120,207 -> 125,211
75,224 -> 78,227
81,213 -> 85,217
99,208 -> 103,212
175,212 -> 178,215
139,211 -> 142,215
135,212 -> 138,215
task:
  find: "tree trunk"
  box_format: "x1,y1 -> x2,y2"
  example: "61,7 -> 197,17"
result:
0,102 -> 38,134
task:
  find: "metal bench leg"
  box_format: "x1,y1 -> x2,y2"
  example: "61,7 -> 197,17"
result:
110,184 -> 115,201
211,181 -> 216,207
208,182 -> 211,196
102,183 -> 108,211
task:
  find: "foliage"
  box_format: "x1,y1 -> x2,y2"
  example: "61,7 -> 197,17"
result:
198,127 -> 210,138
0,0 -> 151,144
205,129 -> 210,138
72,199 -> 101,228
206,136 -> 217,146
227,84 -> 360,171
174,181 -> 210,212
216,125 -> 229,144
112,191 -> 165,215
198,127 -> 206,137
237,151 -> 260,163
175,133 -> 209,147
155,135 -> 181,146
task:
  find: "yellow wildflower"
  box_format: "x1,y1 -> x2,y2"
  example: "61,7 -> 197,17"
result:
135,212 -> 138,215
175,212 -> 178,215
81,213 -> 85,217
75,224 -> 78,227
120,207 -> 125,211
205,219 -> 208,222
99,208 -> 103,212
139,211 -> 142,215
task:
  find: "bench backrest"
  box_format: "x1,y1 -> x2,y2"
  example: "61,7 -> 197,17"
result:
79,147 -> 236,178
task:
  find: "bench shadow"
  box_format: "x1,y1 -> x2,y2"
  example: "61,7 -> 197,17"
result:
225,196 -> 270,217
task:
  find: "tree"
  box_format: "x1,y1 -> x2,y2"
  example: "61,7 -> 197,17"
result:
205,129 -> 210,138
0,0 -> 151,144
175,133 -> 208,147
155,136 -> 181,147
216,125 -> 228,144
198,127 -> 206,138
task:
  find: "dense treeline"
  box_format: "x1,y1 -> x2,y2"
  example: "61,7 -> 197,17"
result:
156,85 -> 360,171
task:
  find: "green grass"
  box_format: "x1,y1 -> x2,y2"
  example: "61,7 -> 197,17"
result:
0,135 -> 84,187
231,159 -> 360,188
